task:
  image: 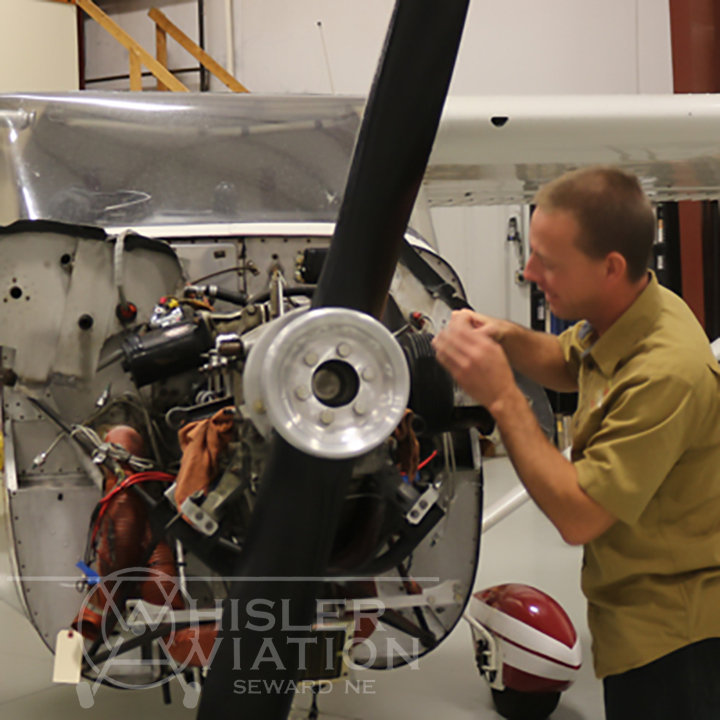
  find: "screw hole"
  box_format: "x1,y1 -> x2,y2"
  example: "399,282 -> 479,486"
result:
9,286 -> 22,299
78,314 -> 94,331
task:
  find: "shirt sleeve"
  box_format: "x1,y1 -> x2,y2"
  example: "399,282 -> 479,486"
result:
574,373 -> 698,526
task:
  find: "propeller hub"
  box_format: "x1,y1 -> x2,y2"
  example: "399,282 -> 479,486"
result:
248,308 -> 409,459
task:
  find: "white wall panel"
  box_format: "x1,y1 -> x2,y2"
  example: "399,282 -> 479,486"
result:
0,0 -> 78,92
638,0 -> 673,93
449,0 -> 671,96
210,0 -> 672,97
206,0 -> 393,94
432,205 -> 531,324
83,1 -> 673,96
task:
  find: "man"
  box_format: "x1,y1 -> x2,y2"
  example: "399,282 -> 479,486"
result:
433,167 -> 720,720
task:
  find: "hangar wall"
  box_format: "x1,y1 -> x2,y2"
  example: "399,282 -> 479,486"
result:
87,2 -> 673,97
0,0 -> 78,92
83,0 -> 674,322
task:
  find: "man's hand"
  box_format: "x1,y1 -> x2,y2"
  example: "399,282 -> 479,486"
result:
445,308 -> 508,341
436,309 -> 578,394
433,311 -> 614,546
432,310 -> 516,412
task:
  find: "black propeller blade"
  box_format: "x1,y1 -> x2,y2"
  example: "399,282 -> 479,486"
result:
197,1 -> 471,718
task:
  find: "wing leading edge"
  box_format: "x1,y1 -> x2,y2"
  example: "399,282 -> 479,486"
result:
427,94 -> 720,206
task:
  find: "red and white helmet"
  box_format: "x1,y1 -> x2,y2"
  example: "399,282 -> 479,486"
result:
464,583 -> 581,694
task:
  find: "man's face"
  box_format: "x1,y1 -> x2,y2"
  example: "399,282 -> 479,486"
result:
523,208 -> 608,322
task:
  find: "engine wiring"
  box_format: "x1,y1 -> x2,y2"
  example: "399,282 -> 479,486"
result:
418,450 -> 438,471
87,471 -> 176,557
178,296 -> 215,312
400,449 -> 438,483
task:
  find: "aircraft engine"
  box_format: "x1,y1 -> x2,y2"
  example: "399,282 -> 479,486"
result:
0,222 -> 504,698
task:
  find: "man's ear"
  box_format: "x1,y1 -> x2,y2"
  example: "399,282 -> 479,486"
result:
605,251 -> 627,283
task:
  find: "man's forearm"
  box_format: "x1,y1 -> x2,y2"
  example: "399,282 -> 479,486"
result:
499,322 -> 578,392
489,385 -> 615,545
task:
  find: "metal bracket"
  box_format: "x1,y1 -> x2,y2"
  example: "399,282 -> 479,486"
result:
345,579 -> 461,612
464,612 -> 504,690
406,485 -> 439,525
163,482 -> 178,508
179,495 -> 219,537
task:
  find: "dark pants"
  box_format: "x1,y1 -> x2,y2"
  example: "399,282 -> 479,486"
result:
603,638 -> 720,720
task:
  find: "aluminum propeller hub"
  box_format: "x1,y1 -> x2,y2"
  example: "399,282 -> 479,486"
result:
257,308 -> 410,459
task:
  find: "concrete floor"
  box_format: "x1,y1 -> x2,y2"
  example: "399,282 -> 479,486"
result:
0,457 -> 605,719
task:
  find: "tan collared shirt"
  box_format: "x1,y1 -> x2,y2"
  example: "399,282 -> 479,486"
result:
558,272 -> 720,678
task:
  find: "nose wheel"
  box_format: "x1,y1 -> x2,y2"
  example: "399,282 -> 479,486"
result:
489,687 -> 561,720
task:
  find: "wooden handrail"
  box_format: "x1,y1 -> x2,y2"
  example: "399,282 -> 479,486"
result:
148,7 -> 249,93
155,21 -> 168,91
72,0 -> 189,92
129,49 -> 143,91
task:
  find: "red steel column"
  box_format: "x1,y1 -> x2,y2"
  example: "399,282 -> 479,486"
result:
668,0 -> 720,327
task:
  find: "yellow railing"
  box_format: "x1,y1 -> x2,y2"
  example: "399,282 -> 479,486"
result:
148,8 -> 249,93
49,0 -> 248,93
74,0 -> 189,91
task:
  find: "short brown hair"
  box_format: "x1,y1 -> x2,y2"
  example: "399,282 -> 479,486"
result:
533,167 -> 655,282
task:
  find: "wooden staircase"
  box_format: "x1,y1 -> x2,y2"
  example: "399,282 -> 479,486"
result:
49,0 -> 248,92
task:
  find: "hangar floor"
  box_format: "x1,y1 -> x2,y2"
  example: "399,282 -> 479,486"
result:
0,458 -> 605,720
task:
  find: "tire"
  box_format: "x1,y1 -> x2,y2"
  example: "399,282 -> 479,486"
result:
491,687 -> 562,720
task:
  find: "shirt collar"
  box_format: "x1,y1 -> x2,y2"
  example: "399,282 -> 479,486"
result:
583,271 -> 662,377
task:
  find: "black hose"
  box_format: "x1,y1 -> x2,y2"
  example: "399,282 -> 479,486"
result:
247,284 -> 316,306
352,505 -> 445,577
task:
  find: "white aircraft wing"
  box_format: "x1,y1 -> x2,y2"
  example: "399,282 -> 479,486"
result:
426,95 -> 720,206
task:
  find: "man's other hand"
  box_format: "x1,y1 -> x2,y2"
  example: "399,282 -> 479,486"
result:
432,310 -> 516,411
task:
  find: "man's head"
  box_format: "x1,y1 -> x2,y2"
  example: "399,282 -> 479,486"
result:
524,167 -> 655,326
533,167 -> 655,282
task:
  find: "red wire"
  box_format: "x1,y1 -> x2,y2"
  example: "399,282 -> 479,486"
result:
417,450 -> 438,471
91,471 -> 175,547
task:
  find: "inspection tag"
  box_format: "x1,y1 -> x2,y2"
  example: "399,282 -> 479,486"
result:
53,629 -> 83,684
